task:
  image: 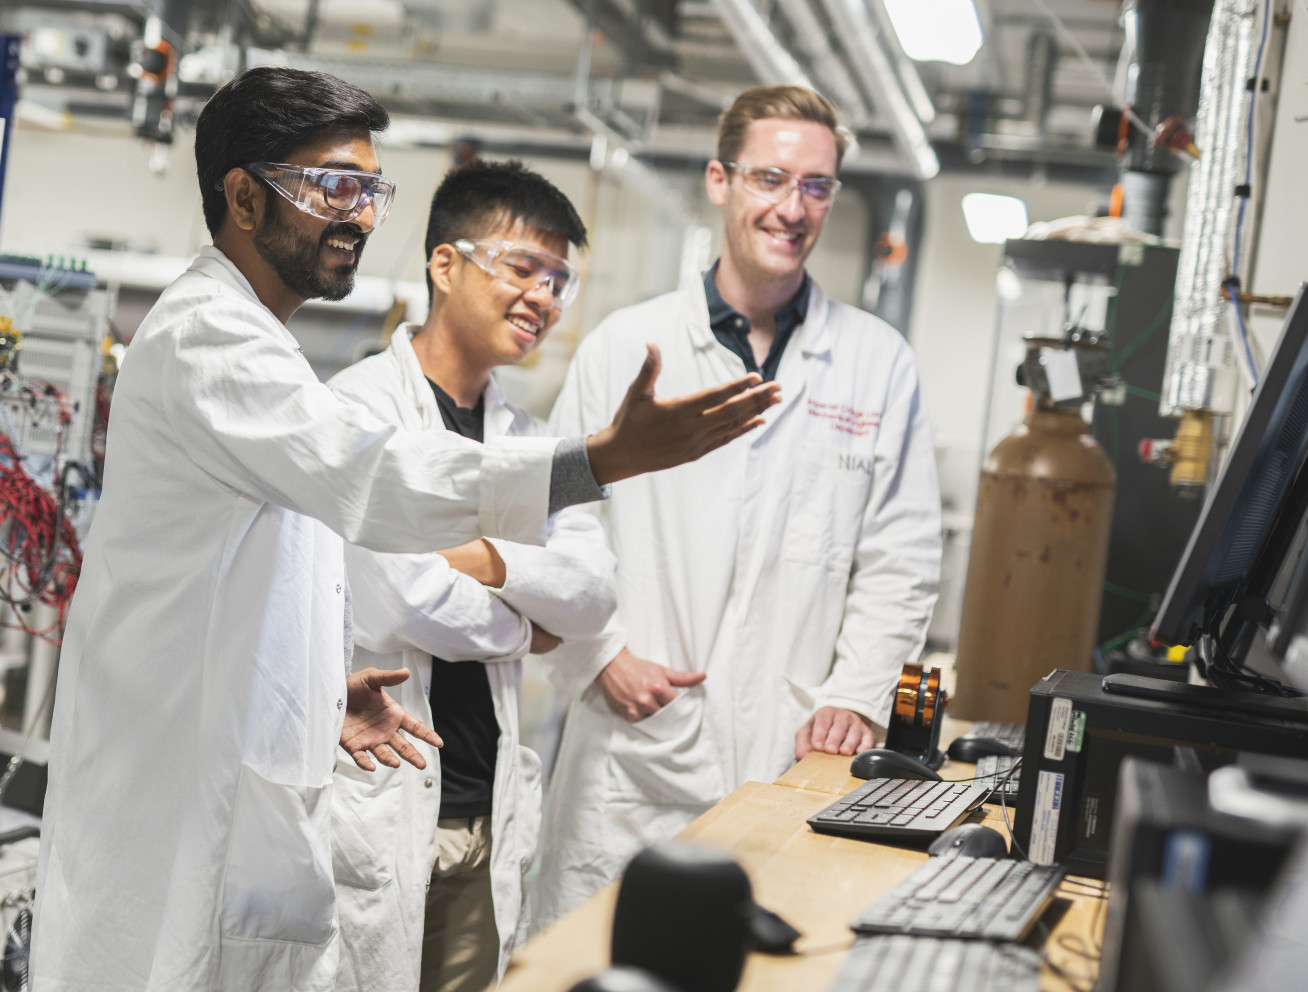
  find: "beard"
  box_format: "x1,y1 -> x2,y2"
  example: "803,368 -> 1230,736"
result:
254,197 -> 366,302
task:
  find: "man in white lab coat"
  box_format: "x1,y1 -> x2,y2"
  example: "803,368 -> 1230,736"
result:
537,86 -> 943,924
30,67 -> 778,992
329,160 -> 615,992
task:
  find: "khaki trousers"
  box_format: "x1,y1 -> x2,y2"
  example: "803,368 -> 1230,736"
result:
420,815 -> 500,992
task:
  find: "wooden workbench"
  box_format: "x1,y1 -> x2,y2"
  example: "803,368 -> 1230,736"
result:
502,736 -> 1106,992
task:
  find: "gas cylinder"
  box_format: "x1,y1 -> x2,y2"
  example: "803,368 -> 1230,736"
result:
952,406 -> 1116,723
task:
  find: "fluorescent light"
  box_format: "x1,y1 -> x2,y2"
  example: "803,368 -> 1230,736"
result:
884,0 -> 984,66
962,194 -> 1029,244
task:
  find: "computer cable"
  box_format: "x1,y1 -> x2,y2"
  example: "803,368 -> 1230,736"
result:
1203,631 -> 1305,697
998,772 -> 1029,863
952,755 -> 1023,819
790,940 -> 860,959
1059,877 -> 1109,896
1035,919 -> 1096,992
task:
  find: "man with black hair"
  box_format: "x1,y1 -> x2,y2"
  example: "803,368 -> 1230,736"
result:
328,159 -> 611,992
30,67 -> 777,992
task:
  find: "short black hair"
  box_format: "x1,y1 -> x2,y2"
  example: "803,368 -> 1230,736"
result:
424,159 -> 588,303
195,66 -> 390,237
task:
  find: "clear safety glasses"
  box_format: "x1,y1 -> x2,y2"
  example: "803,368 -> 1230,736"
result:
724,162 -> 841,208
453,239 -> 580,311
242,162 -> 396,227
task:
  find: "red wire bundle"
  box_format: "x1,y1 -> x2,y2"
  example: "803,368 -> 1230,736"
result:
0,429 -> 82,643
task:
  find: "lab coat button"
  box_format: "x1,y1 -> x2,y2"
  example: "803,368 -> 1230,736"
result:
424,778 -> 434,788
336,584 -> 342,594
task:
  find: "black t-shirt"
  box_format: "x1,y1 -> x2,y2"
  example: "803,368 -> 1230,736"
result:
426,378 -> 498,819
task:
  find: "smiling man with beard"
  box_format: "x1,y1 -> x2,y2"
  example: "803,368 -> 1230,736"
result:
30,67 -> 779,992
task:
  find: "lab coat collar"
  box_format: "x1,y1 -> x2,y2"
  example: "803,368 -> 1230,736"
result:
390,323 -> 515,439
684,268 -> 833,362
193,245 -> 283,326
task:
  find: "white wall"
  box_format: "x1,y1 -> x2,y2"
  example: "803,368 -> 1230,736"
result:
1248,5 -> 1308,360
909,173 -> 1106,483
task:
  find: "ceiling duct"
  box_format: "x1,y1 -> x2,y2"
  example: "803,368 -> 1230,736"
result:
1024,30 -> 1057,136
773,0 -> 870,126
706,0 -> 814,89
866,0 -> 935,123
815,0 -> 939,178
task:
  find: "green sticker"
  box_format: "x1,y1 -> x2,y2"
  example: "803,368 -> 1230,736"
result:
1068,710 -> 1086,753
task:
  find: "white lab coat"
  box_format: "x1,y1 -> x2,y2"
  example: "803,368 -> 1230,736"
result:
327,326 -> 615,992
535,275 -> 942,925
31,249 -> 562,992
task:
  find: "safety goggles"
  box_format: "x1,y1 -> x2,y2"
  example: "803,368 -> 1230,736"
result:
241,162 -> 396,227
452,239 -> 580,311
723,162 -> 841,207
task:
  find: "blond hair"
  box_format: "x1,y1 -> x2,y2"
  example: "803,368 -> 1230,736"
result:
717,86 -> 849,168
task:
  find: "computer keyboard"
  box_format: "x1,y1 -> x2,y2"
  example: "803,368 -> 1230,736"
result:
828,935 -> 1041,992
851,855 -> 1066,941
962,721 -> 1026,750
976,754 -> 1022,799
808,778 -> 989,842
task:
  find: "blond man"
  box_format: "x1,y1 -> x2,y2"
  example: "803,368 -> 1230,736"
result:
536,86 -> 942,925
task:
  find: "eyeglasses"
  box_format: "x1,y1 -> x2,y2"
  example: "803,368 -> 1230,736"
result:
238,162 -> 396,227
452,239 -> 580,311
723,162 -> 841,206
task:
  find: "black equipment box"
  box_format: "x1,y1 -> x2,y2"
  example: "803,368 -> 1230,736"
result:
1012,670 -> 1308,877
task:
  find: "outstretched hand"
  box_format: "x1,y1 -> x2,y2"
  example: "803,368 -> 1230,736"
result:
585,343 -> 781,485
340,667 -> 443,772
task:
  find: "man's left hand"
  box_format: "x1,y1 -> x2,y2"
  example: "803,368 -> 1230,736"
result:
341,668 -> 443,772
795,706 -> 883,761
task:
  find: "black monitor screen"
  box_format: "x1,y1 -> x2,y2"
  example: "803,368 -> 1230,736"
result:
1153,284 -> 1308,650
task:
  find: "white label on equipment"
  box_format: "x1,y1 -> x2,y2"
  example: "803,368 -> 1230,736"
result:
1040,348 -> 1083,402
1044,696 -> 1072,761
1030,770 -> 1065,865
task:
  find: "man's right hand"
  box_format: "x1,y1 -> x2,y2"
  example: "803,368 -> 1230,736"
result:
596,646 -> 707,722
585,343 -> 781,486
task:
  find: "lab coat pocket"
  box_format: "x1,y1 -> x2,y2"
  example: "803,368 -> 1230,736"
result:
221,764 -> 336,944
606,684 -> 723,805
784,445 -> 873,573
331,790 -> 394,892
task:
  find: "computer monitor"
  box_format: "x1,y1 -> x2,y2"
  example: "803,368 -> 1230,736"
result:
1152,282 -> 1308,694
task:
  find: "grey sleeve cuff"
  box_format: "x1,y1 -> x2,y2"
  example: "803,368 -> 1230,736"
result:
549,435 -> 610,514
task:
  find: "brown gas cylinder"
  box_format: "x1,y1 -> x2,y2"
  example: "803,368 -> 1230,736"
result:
952,407 -> 1116,723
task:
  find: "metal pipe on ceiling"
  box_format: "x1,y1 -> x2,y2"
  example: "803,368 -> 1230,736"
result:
1024,30 -> 1057,135
706,0 -> 815,89
815,0 -> 939,178
866,0 -> 935,123
773,0 -> 871,126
